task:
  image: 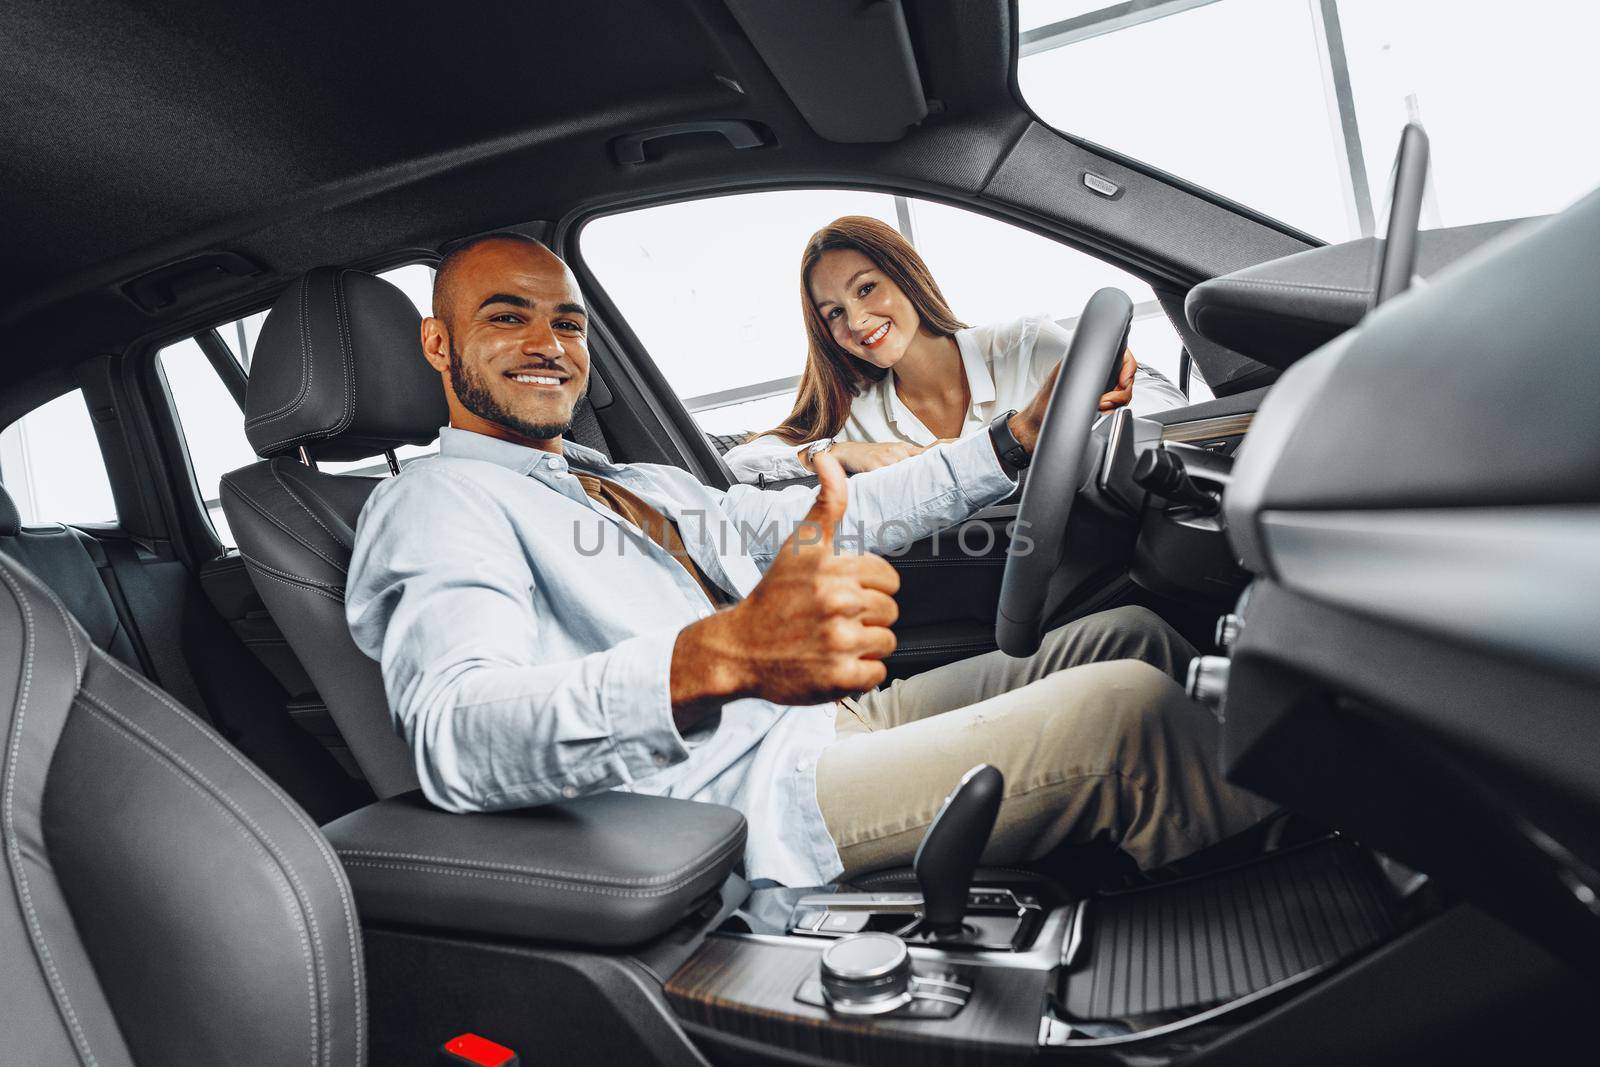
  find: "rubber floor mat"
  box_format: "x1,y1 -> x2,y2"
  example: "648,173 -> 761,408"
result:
1061,838 -> 1400,1020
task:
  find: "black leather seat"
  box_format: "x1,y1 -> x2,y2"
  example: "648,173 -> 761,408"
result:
2,479 -> 374,823
220,268 -> 445,797
1,480 -> 143,669
0,551 -> 364,1064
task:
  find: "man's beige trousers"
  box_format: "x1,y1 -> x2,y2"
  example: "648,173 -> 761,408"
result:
817,606 -> 1277,878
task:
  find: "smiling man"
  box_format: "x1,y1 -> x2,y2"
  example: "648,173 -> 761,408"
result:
345,233 -> 1275,886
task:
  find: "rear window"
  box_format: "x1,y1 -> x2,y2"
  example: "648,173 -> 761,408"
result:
0,390 -> 118,526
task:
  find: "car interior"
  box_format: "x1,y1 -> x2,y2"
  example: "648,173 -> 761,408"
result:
3,1 -> 1596,1064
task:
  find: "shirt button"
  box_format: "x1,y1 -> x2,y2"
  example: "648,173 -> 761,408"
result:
561,785 -> 579,799
795,758 -> 812,773
653,753 -> 669,767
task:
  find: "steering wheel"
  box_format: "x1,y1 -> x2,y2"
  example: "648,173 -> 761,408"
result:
995,287 -> 1133,657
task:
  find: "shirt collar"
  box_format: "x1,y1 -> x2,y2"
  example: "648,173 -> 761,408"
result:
438,425 -> 620,476
954,328 -> 997,406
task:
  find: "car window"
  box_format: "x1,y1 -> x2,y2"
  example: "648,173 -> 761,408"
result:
580,190 -> 1198,444
1017,0 -> 1600,241
0,389 -> 119,526
159,263 -> 437,547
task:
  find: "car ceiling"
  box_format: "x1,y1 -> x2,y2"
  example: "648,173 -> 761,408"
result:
0,0 -> 1307,400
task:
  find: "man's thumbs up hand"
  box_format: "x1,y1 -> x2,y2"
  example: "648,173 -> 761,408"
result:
669,451 -> 901,719
797,450 -> 849,549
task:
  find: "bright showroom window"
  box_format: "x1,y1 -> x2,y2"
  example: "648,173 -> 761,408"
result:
1017,0 -> 1600,241
0,389 -> 119,527
582,190 -> 1199,441
160,263 -> 437,547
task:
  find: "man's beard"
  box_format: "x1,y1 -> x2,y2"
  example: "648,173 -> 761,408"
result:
449,340 -> 576,441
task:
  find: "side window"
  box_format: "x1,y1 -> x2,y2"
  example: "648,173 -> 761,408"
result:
579,190 -> 1200,446
0,389 -> 119,526
159,264 -> 437,547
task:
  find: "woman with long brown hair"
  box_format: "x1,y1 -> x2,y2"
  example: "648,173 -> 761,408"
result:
723,215 -> 1184,484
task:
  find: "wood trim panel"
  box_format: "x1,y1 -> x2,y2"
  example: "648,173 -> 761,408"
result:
665,936 -> 1044,1067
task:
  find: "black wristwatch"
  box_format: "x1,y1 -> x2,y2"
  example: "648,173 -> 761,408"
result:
988,409 -> 1031,472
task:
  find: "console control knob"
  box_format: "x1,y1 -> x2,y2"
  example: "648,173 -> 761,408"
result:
1214,613 -> 1242,651
1186,655 -> 1231,717
819,933 -> 913,1016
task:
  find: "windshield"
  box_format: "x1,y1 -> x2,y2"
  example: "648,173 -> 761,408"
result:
1017,0 -> 1600,241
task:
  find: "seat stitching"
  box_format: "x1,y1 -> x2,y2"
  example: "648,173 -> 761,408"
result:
253,270 -> 359,455
266,466 -> 349,553
339,837 -> 741,899
335,825 -> 744,889
94,652 -> 364,1065
75,695 -> 319,1066
331,269 -> 358,440
0,564 -> 98,1065
246,274 -> 315,429
239,553 -> 344,593
27,570 -> 84,678
240,560 -> 346,605
224,478 -> 347,572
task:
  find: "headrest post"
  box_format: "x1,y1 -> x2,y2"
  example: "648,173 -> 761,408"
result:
384,450 -> 400,477
297,446 -> 319,471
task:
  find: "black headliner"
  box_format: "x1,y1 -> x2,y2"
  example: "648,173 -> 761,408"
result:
0,0 -> 1308,401
2,1 -> 738,320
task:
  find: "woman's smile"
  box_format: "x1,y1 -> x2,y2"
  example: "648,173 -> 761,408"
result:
859,321 -> 891,349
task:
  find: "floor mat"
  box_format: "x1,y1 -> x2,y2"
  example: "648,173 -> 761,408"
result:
1060,837 -> 1400,1020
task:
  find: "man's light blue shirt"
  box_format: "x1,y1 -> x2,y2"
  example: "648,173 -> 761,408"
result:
345,426 -> 1016,886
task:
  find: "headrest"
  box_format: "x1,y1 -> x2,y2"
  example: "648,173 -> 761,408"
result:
244,267 -> 448,461
0,479 -> 20,536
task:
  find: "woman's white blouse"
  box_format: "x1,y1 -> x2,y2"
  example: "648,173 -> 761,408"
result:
722,313 -> 1189,484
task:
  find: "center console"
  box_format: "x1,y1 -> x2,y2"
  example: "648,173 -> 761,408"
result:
322,764 -> 1408,1066
660,767 -> 1404,1066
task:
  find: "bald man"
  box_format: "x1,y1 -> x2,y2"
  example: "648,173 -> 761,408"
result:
345,233 -> 1274,886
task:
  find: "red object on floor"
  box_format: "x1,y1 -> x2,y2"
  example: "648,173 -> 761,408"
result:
440,1032 -> 519,1067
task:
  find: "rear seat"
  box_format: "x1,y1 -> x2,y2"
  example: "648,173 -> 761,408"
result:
0,479 -> 367,822
0,480 -> 147,671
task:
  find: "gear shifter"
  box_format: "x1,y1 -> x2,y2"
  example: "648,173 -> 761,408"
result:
913,764 -> 1004,941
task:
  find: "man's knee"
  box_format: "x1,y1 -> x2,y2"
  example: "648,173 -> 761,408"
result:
1090,604 -> 1178,648
1042,604 -> 1189,680
1026,657 -> 1177,727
